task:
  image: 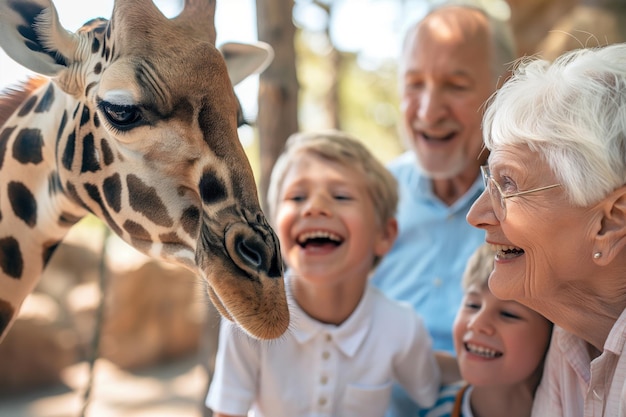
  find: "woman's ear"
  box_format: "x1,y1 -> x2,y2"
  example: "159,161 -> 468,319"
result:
375,217 -> 399,257
594,186 -> 626,264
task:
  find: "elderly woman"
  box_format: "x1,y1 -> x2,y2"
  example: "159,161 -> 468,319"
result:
467,43 -> 626,416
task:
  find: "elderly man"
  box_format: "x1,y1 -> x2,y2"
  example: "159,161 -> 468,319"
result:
369,4 -> 516,416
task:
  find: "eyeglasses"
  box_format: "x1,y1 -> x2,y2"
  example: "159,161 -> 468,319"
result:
480,166 -> 561,221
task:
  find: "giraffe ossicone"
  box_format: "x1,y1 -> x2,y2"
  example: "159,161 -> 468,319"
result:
0,0 -> 289,342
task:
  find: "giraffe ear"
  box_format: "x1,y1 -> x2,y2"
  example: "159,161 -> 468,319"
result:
220,41 -> 274,86
0,0 -> 79,76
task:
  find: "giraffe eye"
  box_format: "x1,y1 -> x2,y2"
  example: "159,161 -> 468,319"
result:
98,101 -> 144,132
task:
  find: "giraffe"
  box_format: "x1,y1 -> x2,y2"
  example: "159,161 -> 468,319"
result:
0,0 -> 290,343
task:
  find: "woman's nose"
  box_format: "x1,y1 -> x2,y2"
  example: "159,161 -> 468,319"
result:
467,189 -> 498,229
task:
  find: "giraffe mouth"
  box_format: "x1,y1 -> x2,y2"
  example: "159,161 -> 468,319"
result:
206,285 -> 234,322
197,219 -> 289,340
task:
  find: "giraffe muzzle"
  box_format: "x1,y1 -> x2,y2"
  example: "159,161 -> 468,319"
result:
197,218 -> 289,340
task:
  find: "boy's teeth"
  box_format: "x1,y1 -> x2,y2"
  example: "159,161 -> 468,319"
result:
297,230 -> 341,244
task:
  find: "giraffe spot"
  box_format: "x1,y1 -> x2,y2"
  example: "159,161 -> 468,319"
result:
103,173 -> 122,212
91,37 -> 100,53
0,299 -> 15,337
80,106 -> 91,127
0,236 -> 23,279
55,111 -> 68,155
100,138 -> 113,165
123,220 -> 150,240
13,128 -> 43,164
66,182 -> 87,209
127,175 -> 174,227
94,112 -> 101,129
199,169 -> 227,205
17,95 -> 37,117
84,182 -> 123,236
0,126 -> 15,170
72,103 -> 80,119
85,82 -> 96,96
158,232 -> 185,246
181,205 -> 201,237
62,130 -> 76,170
35,83 -> 55,113
8,181 -> 37,228
123,220 -> 152,252
94,62 -> 102,75
81,133 -> 101,173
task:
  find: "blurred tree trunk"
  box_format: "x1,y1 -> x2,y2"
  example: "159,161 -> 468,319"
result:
202,5 -> 298,416
327,47 -> 341,129
256,0 -> 299,212
315,1 -> 341,130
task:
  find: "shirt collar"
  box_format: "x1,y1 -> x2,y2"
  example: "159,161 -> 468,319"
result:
604,307 -> 626,355
287,277 -> 373,358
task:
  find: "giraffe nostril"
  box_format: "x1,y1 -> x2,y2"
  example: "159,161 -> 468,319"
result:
224,221 -> 284,279
235,235 -> 263,269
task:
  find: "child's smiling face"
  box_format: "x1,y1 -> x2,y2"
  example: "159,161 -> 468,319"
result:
275,152 -> 393,286
453,283 -> 552,389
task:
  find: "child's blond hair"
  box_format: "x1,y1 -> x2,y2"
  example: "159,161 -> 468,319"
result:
267,130 -> 398,231
461,243 -> 495,290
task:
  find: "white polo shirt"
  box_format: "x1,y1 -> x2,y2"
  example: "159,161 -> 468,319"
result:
206,279 -> 440,417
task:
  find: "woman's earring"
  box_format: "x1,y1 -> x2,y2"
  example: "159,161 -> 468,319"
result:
593,252 -> 602,259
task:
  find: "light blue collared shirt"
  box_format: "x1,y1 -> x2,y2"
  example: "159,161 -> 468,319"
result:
370,151 -> 486,417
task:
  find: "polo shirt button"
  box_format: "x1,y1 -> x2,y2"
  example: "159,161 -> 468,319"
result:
320,375 -> 328,385
326,334 -> 332,342
433,277 -> 442,287
322,351 -> 330,360
319,397 -> 327,406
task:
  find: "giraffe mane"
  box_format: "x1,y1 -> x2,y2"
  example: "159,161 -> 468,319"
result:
0,76 -> 49,128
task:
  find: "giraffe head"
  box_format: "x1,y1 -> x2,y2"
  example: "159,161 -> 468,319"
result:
0,0 -> 289,339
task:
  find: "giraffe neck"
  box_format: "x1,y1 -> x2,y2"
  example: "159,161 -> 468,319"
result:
0,78 -> 87,324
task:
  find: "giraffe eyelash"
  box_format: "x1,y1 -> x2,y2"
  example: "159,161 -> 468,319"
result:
97,100 -> 146,133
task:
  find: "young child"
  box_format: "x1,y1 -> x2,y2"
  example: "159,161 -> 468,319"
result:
421,244 -> 553,417
206,130 -> 445,417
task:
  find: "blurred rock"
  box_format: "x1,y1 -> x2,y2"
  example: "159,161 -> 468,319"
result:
0,222 -> 214,393
0,293 -> 78,393
100,260 -> 206,369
